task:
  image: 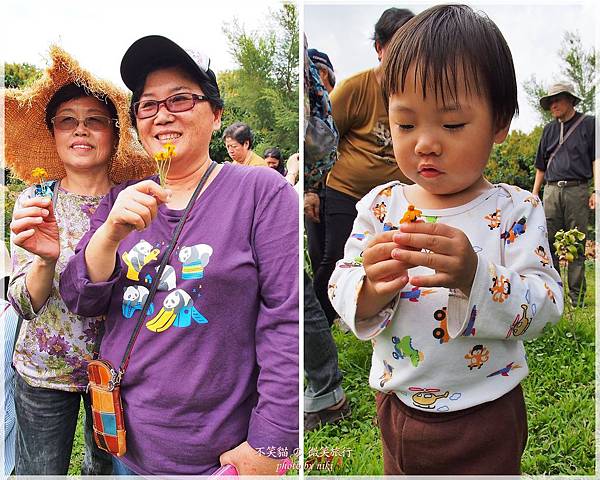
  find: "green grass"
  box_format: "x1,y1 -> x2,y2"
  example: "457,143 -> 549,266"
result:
304,262 -> 596,476
68,404 -> 85,475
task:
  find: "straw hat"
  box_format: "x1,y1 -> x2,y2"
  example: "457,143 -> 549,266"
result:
5,45 -> 156,184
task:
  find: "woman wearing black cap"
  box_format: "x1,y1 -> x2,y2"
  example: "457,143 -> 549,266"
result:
60,35 -> 299,476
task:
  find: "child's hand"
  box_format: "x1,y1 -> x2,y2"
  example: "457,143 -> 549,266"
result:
391,222 -> 478,297
357,231 -> 412,319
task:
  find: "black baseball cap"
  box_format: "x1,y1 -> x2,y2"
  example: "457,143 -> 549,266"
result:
120,35 -> 219,93
307,48 -> 334,71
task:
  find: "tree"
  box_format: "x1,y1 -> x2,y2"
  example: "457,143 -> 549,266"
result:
216,4 -> 299,161
4,62 -> 42,88
524,32 -> 596,124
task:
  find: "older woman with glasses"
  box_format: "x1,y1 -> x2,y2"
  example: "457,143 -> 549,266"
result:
5,47 -> 153,475
60,35 -> 299,476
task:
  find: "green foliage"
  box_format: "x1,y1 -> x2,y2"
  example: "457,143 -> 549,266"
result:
216,4 -> 299,161
4,62 -> 42,88
305,266 -> 595,476
3,172 -> 26,248
485,126 -> 543,190
524,32 -> 596,124
554,228 -> 585,263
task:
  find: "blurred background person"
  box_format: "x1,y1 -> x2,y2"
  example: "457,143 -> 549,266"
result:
313,8 -> 415,324
223,122 -> 268,166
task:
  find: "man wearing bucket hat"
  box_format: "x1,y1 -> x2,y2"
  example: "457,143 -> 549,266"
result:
5,46 -> 154,475
532,82 -> 596,306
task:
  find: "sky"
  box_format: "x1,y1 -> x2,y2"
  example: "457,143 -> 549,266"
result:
1,0 -> 286,88
305,0 -> 597,133
1,0 -> 596,134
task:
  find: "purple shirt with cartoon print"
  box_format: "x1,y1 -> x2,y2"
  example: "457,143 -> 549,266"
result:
60,163 -> 299,475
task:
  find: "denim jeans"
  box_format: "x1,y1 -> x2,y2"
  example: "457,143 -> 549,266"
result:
14,373 -> 113,474
112,456 -> 139,475
304,272 -> 345,412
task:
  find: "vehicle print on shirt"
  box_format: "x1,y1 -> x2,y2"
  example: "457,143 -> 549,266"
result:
486,361 -> 521,377
383,222 -> 398,231
372,202 -> 387,223
432,307 -> 449,344
379,360 -> 394,387
484,209 -> 501,229
146,289 -> 208,333
351,231 -> 371,241
178,244 -> 213,280
464,344 -> 490,370
399,286 -> 435,302
506,304 -> 532,338
524,195 -> 540,207
500,216 -> 527,244
408,387 -> 449,409
339,256 -> 363,268
460,305 -> 477,337
122,240 -> 160,281
122,285 -> 155,319
534,246 -> 550,267
490,275 -> 511,303
392,335 -> 423,367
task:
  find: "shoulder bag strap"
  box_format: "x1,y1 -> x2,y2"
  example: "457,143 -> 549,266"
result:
545,114 -> 587,171
117,161 -> 217,378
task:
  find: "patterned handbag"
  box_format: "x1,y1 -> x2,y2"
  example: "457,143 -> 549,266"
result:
87,360 -> 126,456
86,162 -> 217,456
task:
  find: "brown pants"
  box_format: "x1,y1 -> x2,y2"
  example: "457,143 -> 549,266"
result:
376,385 -> 527,475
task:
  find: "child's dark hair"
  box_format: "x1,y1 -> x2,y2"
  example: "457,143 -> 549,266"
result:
45,83 -> 119,136
382,4 -> 518,129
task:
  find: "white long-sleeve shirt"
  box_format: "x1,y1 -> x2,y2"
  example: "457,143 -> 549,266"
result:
330,181 -> 564,412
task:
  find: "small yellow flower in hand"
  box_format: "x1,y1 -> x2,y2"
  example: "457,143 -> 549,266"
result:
31,167 -> 48,181
400,204 -> 423,224
153,143 -> 176,186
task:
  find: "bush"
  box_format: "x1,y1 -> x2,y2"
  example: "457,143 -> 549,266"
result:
485,126 -> 543,190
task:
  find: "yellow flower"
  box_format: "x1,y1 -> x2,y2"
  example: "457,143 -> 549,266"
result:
400,204 -> 423,224
31,167 -> 48,180
164,143 -> 176,157
153,144 -> 176,186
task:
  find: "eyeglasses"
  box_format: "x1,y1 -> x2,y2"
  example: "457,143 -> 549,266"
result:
51,115 -> 117,132
133,93 -> 209,119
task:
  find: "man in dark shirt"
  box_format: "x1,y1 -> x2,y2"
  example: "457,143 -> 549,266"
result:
532,82 -> 596,306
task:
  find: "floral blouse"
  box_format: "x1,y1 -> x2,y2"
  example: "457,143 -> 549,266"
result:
9,184 -> 105,392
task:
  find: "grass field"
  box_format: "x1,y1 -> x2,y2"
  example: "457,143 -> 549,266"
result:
304,262 -> 596,476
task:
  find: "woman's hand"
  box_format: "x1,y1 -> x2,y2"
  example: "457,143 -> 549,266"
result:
101,180 -> 171,245
219,441 -> 282,475
392,222 -> 478,297
10,196 -> 59,263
